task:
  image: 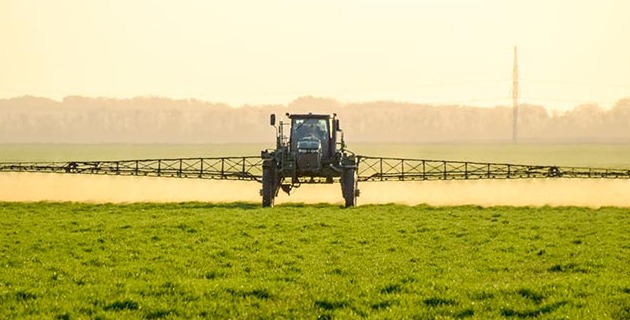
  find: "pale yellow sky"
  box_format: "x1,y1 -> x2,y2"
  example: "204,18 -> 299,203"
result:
1,0 -> 629,110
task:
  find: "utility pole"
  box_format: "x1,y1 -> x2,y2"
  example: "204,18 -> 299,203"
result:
512,46 -> 519,144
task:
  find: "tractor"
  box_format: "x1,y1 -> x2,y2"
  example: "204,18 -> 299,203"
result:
260,113 -> 359,207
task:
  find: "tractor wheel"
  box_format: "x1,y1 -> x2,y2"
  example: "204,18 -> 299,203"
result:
341,168 -> 358,207
262,164 -> 276,207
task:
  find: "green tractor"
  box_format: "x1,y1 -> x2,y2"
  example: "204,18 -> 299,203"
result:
260,113 -> 359,207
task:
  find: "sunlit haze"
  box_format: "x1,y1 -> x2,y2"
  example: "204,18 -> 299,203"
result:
1,0 -> 629,110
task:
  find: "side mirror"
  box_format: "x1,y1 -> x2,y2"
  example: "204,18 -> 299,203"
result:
270,114 -> 276,126
333,119 -> 340,131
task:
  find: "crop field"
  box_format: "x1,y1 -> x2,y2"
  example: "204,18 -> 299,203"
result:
1,202 -> 630,319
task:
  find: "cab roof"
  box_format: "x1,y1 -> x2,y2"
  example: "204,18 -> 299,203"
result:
287,113 -> 332,120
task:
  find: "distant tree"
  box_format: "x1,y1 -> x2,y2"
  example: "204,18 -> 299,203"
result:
1,95 -> 630,143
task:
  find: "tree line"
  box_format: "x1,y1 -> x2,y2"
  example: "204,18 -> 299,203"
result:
1,95 -> 629,144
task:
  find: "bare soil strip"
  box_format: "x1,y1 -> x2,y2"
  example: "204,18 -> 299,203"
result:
1,173 -> 629,207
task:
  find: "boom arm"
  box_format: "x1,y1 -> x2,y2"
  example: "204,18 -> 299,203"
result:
0,157 -> 263,181
357,156 -> 630,181
2,155 -> 629,181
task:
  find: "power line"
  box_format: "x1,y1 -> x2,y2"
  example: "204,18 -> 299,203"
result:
512,46 -> 519,144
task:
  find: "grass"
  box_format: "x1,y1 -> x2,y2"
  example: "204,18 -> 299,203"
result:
1,202 -> 630,319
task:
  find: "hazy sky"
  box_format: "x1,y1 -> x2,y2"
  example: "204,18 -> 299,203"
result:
1,0 -> 629,110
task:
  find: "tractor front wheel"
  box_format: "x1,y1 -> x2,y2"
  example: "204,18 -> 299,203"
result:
262,163 -> 277,207
341,168 -> 358,207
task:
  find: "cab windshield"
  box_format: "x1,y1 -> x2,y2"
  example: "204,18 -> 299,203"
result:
291,118 -> 329,150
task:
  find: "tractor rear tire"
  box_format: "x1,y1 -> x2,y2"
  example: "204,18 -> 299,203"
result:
341,168 -> 358,207
262,164 -> 276,207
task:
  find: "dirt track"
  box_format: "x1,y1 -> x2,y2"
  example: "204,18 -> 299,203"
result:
1,172 -> 629,207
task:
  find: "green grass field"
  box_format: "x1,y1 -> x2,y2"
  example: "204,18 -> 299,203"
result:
1,202 -> 629,319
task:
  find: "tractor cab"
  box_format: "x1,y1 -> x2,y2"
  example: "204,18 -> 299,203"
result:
261,112 -> 358,207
